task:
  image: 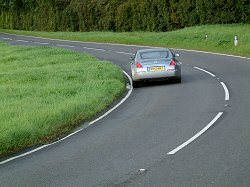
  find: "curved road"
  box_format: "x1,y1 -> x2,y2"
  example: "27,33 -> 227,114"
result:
0,33 -> 250,186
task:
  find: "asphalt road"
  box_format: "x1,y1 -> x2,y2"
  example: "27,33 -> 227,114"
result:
0,33 -> 250,187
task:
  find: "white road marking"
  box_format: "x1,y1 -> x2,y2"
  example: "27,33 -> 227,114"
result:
168,112 -> 223,155
0,33 -> 236,161
174,48 -> 250,60
17,40 -> 29,43
83,47 -> 106,51
33,42 -> 50,45
138,169 -> 147,173
56,44 -> 75,48
194,66 -> 216,77
1,32 -> 250,60
0,71 -> 133,165
220,82 -> 230,101
0,145 -> 48,165
89,71 -> 133,125
2,37 -> 12,40
116,51 -> 133,55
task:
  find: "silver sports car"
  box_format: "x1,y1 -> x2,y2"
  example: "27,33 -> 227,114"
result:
130,48 -> 181,87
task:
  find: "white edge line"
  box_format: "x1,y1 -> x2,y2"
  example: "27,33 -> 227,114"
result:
0,33 -> 235,162
194,66 -> 216,77
0,71 -> 133,165
220,82 -> 230,101
0,32 -> 157,48
173,48 -> 250,60
89,71 -> 133,125
1,32 -> 250,60
168,112 -> 223,155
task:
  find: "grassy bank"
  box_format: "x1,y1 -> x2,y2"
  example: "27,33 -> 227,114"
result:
0,42 -> 125,156
1,24 -> 250,57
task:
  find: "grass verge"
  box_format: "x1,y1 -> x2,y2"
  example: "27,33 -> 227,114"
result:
0,42 -> 125,156
1,24 -> 250,57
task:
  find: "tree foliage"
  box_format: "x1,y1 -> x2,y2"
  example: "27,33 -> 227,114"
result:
0,0 -> 249,32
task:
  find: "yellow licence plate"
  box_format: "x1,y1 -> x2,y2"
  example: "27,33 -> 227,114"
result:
150,66 -> 165,71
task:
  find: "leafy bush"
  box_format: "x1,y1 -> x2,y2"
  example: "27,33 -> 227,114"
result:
0,0 -> 249,32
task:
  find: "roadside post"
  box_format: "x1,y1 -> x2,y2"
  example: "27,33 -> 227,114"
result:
205,34 -> 208,41
234,35 -> 238,46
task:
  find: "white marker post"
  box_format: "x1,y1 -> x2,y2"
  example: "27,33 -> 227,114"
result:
234,35 -> 238,46
205,34 -> 208,41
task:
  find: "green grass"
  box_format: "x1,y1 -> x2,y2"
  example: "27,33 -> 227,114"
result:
0,42 -> 125,156
1,24 -> 250,57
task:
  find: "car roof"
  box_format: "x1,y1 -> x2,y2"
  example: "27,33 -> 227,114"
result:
137,48 -> 170,53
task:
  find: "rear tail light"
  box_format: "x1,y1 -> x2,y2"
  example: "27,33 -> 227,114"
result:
170,59 -> 176,66
136,62 -> 143,68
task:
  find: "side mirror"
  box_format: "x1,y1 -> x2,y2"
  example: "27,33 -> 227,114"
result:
130,56 -> 135,60
174,53 -> 180,57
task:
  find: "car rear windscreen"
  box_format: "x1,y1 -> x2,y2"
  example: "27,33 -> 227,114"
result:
140,51 -> 169,59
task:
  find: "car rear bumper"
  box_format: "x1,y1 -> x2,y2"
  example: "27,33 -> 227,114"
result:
132,69 -> 180,81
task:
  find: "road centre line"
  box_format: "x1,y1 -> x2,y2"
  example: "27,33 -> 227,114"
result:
34,42 -> 50,45
193,67 -> 230,101
56,44 -> 75,48
168,112 -> 223,155
83,47 -> 106,51
2,37 -> 12,40
0,71 -> 133,165
2,32 -> 250,60
1,32 -> 250,60
0,33 -> 233,162
194,66 -> 216,77
0,32 -> 157,49
220,82 -> 230,101
16,39 -> 29,43
116,51 -> 134,55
